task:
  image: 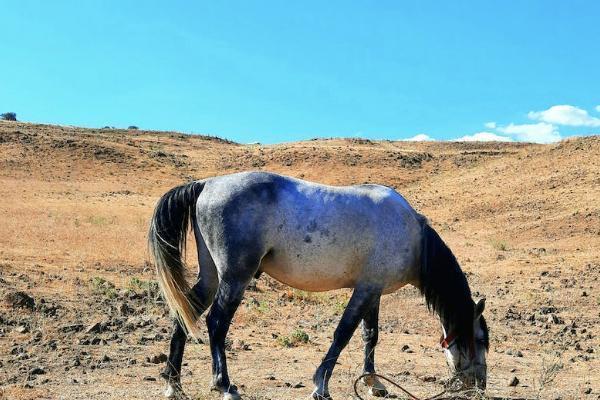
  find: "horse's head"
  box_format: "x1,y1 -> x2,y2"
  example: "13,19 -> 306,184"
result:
441,298 -> 489,389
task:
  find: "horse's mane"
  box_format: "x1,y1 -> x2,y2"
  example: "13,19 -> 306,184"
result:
418,217 -> 485,351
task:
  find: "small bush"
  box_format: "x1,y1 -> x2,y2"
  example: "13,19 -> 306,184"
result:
491,239 -> 508,251
278,328 -> 310,347
86,215 -> 115,225
283,289 -> 324,305
536,357 -> 563,398
333,299 -> 349,315
250,298 -> 269,313
1,112 -> 17,121
278,336 -> 293,347
291,328 -> 309,343
90,277 -> 117,299
127,277 -> 160,299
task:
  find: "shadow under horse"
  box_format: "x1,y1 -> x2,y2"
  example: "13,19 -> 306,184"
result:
148,171 -> 489,400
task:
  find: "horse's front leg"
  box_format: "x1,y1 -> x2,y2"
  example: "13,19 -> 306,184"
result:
360,301 -> 388,397
312,285 -> 382,400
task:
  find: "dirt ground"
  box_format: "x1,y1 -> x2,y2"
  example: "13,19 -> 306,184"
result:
0,121 -> 598,400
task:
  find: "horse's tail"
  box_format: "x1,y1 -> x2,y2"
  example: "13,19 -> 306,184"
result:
148,181 -> 205,338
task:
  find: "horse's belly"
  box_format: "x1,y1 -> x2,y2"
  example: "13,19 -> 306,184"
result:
259,245 -> 361,292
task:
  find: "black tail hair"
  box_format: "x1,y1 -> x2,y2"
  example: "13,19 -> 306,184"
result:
148,181 -> 205,337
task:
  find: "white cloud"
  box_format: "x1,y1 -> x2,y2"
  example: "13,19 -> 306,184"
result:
528,105 -> 600,127
454,131 -> 513,142
403,133 -> 435,141
484,122 -> 497,129
497,122 -> 561,143
596,105 -> 600,113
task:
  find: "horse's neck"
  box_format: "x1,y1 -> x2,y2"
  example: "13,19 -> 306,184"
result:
420,223 -> 474,340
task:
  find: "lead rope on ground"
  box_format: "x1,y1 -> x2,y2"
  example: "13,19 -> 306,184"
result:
353,373 -> 447,400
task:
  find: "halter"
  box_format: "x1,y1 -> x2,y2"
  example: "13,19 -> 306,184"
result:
439,332 -> 476,360
439,332 -> 457,349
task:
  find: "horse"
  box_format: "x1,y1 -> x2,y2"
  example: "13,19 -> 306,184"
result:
148,171 -> 489,400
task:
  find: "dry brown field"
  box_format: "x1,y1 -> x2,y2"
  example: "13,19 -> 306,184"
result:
0,121 -> 598,400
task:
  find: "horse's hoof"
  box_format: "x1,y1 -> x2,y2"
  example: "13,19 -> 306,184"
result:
369,387 -> 389,397
311,389 -> 332,400
164,382 -> 187,399
211,383 -> 241,400
223,391 -> 241,400
164,383 -> 176,398
361,375 -> 388,397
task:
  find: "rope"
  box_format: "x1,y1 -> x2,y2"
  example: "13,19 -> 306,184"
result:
353,373 -> 447,400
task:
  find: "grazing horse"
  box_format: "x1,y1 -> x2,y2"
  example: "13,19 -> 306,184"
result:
148,171 -> 489,400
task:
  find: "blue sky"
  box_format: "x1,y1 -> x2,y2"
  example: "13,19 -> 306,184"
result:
1,1 -> 599,144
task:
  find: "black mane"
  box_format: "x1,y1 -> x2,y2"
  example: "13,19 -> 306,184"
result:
418,218 -> 478,351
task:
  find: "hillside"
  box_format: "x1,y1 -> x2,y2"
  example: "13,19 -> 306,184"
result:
0,121 -> 598,400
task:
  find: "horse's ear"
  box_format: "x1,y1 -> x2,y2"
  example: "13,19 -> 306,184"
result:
474,298 -> 486,319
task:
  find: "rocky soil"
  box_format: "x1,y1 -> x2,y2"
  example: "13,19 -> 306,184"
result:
0,121 -> 598,400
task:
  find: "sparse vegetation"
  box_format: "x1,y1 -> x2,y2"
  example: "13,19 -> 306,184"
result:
90,276 -> 117,299
491,239 -> 508,251
127,277 -> 160,299
283,289 -> 349,315
254,299 -> 269,313
283,289 -> 327,305
536,357 -> 563,399
1,112 -> 17,121
86,215 -> 115,225
332,299 -> 349,315
278,328 -> 310,347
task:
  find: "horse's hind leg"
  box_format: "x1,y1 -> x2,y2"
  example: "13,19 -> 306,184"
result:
360,301 -> 388,397
161,277 -> 217,397
162,233 -> 219,398
161,320 -> 186,397
206,255 -> 261,400
312,285 -> 382,400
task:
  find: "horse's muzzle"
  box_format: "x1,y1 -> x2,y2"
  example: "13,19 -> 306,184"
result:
475,373 -> 487,390
474,364 -> 487,390
455,365 -> 486,391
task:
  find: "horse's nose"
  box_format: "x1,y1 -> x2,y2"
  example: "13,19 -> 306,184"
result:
476,376 -> 487,390
459,367 -> 486,390
475,366 -> 487,390
459,374 -> 476,388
